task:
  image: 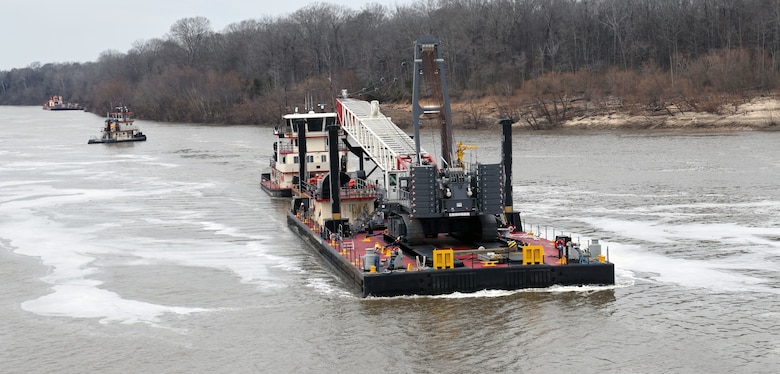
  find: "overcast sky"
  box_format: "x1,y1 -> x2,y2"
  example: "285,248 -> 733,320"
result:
0,0 -> 411,71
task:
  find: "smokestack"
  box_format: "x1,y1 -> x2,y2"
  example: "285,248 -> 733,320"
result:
296,119 -> 306,192
327,122 -> 341,220
500,119 -> 513,209
500,118 -> 521,230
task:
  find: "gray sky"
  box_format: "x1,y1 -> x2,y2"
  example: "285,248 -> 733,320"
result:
0,0 -> 411,71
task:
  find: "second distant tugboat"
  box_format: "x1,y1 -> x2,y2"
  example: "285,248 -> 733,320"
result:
43,95 -> 84,111
88,106 -> 146,144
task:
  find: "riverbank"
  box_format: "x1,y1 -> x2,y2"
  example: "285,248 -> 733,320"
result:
560,96 -> 780,131
382,94 -> 780,131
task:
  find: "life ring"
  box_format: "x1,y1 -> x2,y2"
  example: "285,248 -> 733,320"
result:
555,239 -> 564,248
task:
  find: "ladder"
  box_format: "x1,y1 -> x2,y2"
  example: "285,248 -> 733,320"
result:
337,98 -> 427,172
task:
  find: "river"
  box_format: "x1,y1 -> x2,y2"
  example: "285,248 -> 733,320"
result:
1,106 -> 779,373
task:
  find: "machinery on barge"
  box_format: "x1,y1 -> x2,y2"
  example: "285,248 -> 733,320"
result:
272,36 -> 614,297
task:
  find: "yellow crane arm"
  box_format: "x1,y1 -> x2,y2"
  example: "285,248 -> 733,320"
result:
456,141 -> 478,168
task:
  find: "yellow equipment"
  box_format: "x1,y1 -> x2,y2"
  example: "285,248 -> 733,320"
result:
522,245 -> 544,265
433,248 -> 455,269
455,141 -> 477,169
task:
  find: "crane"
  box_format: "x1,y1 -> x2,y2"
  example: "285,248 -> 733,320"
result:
455,141 -> 478,169
335,36 -> 505,245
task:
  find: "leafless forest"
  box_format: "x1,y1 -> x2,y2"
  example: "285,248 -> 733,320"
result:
2,0 -> 779,128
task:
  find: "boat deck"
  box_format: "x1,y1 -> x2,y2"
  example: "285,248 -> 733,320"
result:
260,176 -> 292,197
288,209 -> 614,297
293,210 -> 578,270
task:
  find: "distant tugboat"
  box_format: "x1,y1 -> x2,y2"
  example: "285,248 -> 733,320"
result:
43,95 -> 84,111
87,106 -> 146,144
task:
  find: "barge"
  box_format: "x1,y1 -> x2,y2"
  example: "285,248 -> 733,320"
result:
269,36 -> 614,297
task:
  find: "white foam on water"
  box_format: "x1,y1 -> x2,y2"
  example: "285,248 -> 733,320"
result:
114,154 -> 180,168
1,180 -> 287,325
2,159 -> 124,171
0,180 -> 57,189
1,211 -> 209,324
305,276 -> 353,297
199,221 -> 268,241
613,244 -> 775,294
637,199 -> 779,214
110,235 -> 295,289
1,155 -> 178,176
1,185 -> 124,210
370,284 -> 624,300
545,283 -> 627,293
21,285 -> 208,325
180,220 -> 304,275
434,289 -> 523,298
582,217 -> 780,294
367,289 -> 519,300
584,216 -> 780,254
111,154 -> 158,160
669,222 -> 780,249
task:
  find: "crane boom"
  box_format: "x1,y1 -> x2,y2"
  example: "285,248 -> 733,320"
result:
411,36 -> 455,167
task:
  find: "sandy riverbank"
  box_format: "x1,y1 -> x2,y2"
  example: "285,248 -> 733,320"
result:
560,96 -> 780,131
381,95 -> 780,131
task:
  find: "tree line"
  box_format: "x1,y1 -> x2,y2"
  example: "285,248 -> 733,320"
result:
1,0 -> 779,128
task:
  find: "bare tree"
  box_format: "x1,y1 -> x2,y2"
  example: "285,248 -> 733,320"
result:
168,16 -> 213,65
2,0 -> 780,125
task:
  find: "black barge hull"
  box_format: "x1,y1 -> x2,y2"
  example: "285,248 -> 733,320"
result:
88,136 -> 147,144
288,212 -> 615,297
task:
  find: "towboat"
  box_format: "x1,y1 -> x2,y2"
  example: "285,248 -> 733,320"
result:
43,95 -> 84,111
88,106 -> 146,144
273,36 -> 615,297
261,106 -> 348,197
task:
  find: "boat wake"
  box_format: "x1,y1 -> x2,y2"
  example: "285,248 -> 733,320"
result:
585,217 -> 780,295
